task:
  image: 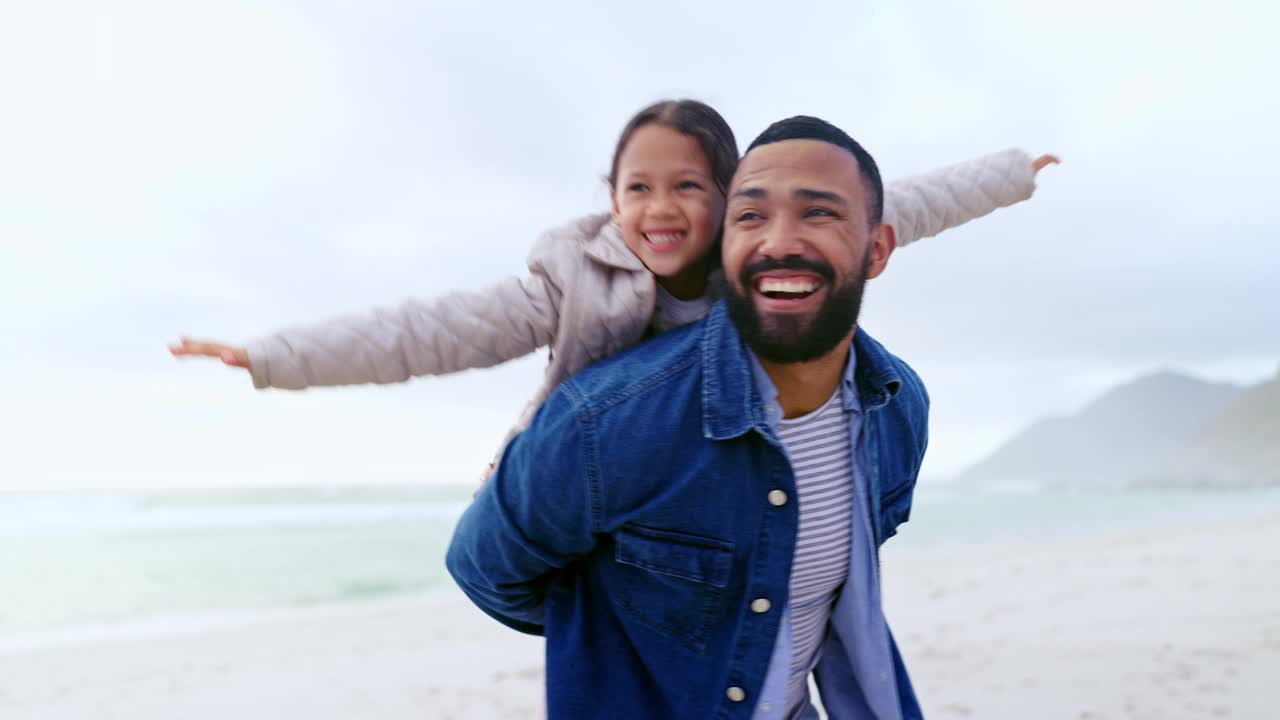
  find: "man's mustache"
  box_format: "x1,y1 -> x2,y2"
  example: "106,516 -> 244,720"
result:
739,257 -> 836,286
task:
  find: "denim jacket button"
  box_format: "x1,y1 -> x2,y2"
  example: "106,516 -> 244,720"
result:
767,490 -> 788,507
726,686 -> 746,702
751,598 -> 771,613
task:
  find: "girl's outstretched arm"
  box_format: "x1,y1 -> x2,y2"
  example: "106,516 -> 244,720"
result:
171,236 -> 568,390
884,149 -> 1058,247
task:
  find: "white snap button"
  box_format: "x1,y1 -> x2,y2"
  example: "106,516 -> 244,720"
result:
768,490 -> 788,507
726,686 -> 746,702
751,598 -> 771,613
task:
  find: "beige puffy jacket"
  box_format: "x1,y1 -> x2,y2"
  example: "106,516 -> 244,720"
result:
246,147 -> 1038,453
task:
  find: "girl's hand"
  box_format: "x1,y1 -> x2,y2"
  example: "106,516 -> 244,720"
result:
1032,154 -> 1060,175
169,337 -> 250,369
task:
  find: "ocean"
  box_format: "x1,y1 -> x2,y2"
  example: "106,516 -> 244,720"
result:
3,484 -> 1277,642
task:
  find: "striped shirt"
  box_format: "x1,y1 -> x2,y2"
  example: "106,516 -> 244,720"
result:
776,389 -> 854,714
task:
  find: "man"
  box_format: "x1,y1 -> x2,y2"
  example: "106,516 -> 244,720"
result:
447,116 -> 929,719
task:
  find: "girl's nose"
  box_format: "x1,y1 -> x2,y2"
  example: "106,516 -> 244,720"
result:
648,191 -> 679,218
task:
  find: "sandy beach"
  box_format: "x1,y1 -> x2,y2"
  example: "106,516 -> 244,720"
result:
2,505 -> 1277,719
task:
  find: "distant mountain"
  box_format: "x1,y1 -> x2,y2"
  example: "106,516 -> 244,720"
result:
1161,367 -> 1280,488
959,370 -> 1248,489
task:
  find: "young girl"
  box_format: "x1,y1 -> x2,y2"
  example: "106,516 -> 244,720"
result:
171,99 -> 1057,469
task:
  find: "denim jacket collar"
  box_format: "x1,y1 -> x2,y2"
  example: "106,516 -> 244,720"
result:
700,302 -> 904,440
851,325 -> 904,411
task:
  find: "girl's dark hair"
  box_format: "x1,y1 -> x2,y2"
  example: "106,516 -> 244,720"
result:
607,99 -> 739,195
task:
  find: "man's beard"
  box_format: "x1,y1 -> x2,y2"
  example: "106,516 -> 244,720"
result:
721,251 -> 870,364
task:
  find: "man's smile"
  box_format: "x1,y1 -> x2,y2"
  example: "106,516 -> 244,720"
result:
749,271 -> 829,313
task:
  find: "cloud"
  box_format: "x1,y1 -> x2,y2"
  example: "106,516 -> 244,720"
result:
3,1 -> 1277,489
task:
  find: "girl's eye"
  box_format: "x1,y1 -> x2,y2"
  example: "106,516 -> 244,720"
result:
627,183 -> 650,193
677,181 -> 704,191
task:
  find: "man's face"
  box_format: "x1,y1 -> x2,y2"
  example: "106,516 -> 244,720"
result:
720,139 -> 894,364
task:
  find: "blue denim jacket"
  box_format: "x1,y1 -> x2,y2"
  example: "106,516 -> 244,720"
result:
447,302 -> 929,719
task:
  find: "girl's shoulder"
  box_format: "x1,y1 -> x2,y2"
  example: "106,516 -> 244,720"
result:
528,212 -> 645,274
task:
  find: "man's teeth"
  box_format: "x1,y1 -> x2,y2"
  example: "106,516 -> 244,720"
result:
757,278 -> 819,294
645,232 -> 683,247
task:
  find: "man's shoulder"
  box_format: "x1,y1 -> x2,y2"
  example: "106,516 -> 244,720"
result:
855,329 -> 929,411
888,349 -> 929,408
559,319 -> 705,415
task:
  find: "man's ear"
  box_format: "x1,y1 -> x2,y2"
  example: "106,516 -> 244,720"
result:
865,223 -> 896,280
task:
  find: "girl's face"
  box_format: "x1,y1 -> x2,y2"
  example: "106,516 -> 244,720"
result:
611,124 -> 725,298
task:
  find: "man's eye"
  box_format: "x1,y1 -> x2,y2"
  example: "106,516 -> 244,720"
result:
735,211 -> 763,222
627,183 -> 650,193
805,207 -> 837,218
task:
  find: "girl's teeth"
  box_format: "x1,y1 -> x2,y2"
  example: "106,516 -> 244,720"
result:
645,233 -> 682,246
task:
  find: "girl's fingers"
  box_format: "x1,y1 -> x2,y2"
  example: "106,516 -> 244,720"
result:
175,340 -> 212,357
1032,154 -> 1061,173
170,339 -> 203,357
171,338 -> 238,361
221,349 -> 249,368
170,338 -> 248,370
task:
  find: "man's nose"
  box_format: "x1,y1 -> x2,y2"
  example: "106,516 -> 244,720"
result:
755,216 -> 805,258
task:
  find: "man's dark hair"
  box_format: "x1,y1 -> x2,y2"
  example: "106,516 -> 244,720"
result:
745,115 -> 883,225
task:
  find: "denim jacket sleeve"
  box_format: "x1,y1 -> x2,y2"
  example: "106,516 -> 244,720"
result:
445,384 -> 598,635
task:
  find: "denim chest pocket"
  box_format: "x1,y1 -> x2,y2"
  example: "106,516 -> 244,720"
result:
612,524 -> 734,653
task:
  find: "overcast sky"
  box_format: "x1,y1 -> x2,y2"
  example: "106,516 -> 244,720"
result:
2,0 -> 1276,490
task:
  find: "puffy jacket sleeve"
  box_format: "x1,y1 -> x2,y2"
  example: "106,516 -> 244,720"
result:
883,148 -> 1036,248
244,234 -> 566,390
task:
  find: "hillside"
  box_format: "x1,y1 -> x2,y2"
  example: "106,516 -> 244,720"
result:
959,370 -> 1246,488
1162,367 -> 1280,487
